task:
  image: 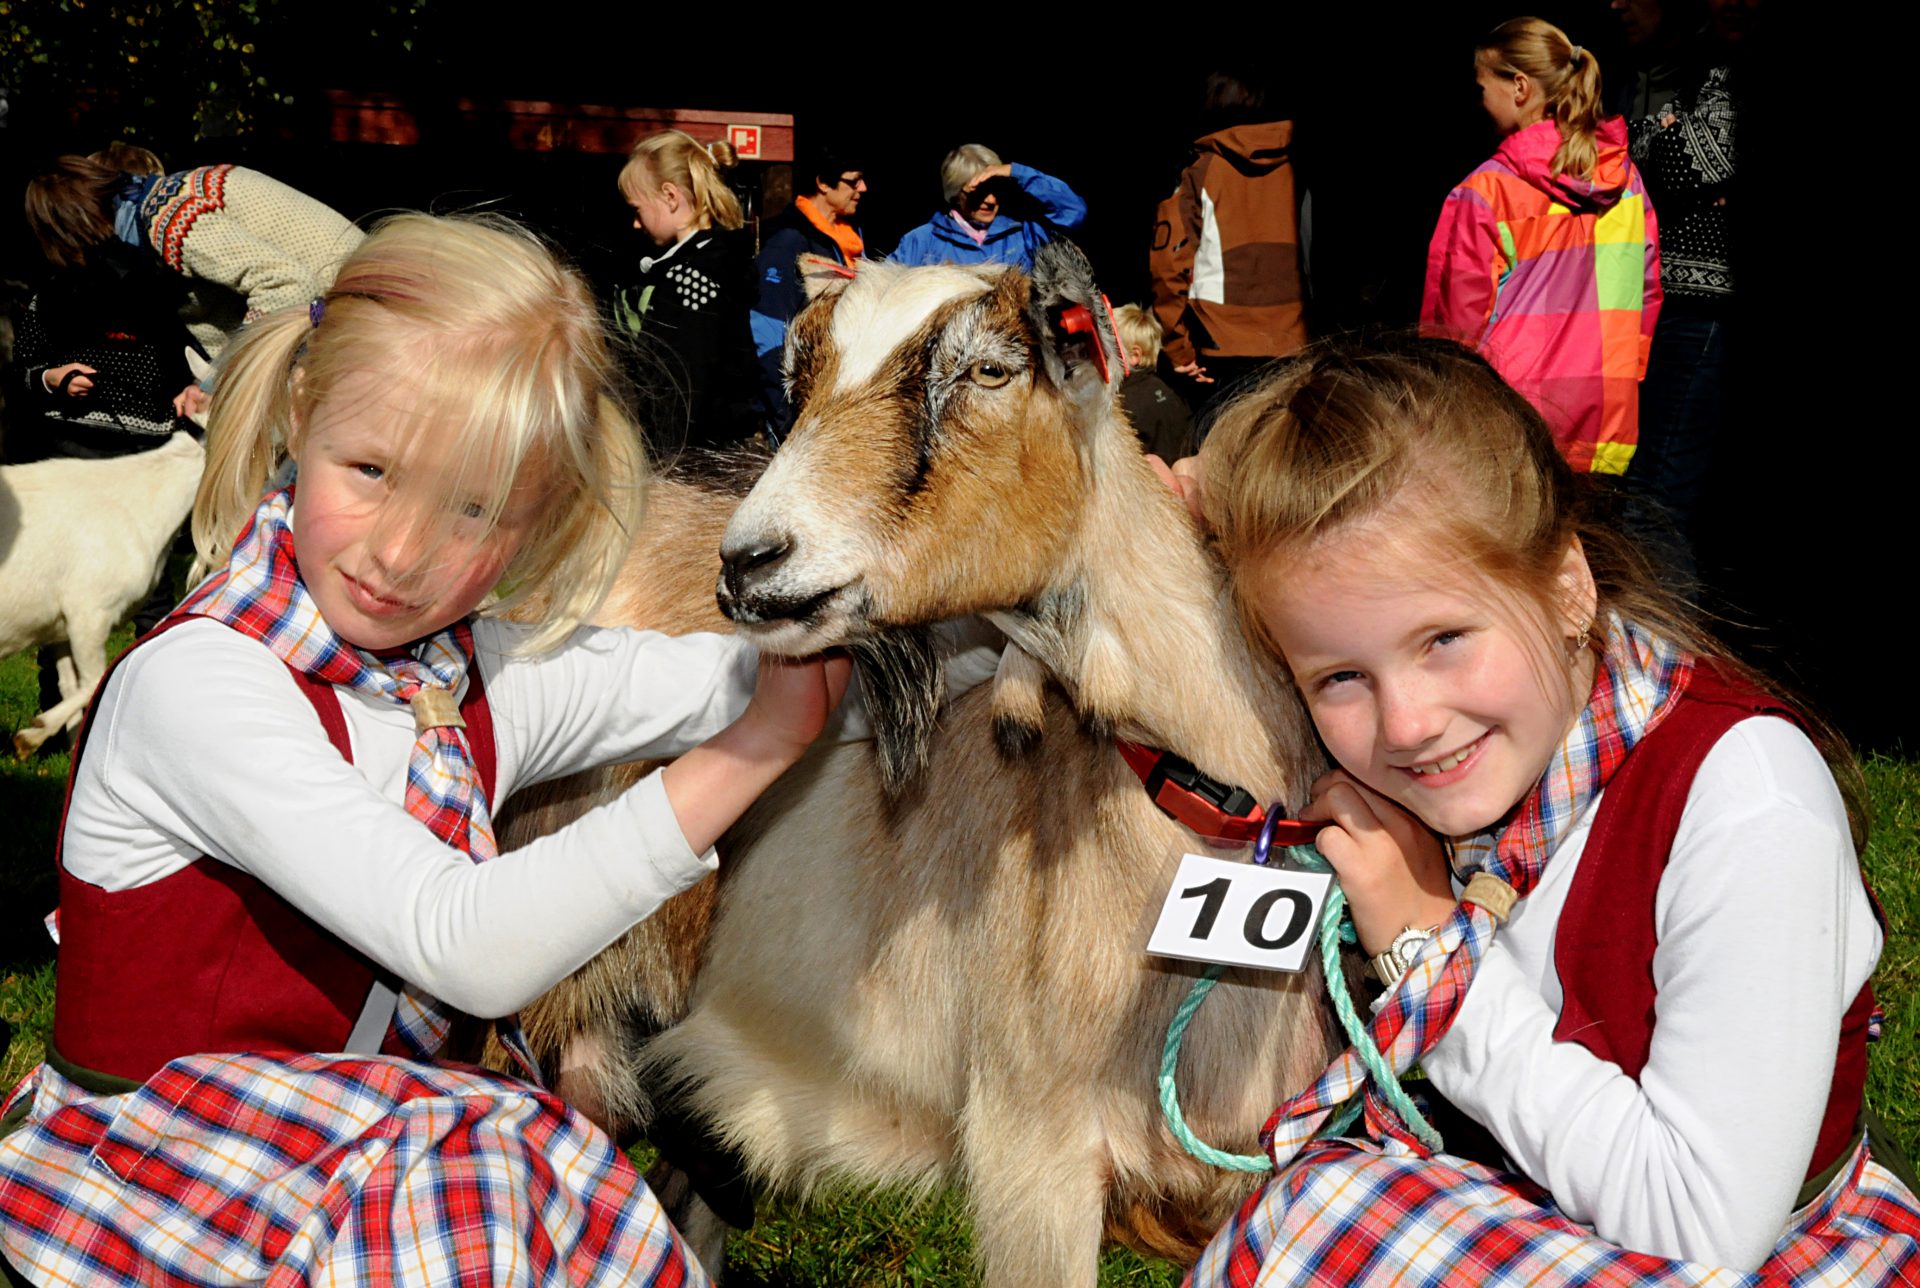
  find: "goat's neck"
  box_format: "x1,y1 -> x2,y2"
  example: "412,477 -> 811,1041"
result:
128,434 -> 205,551
990,425 -> 1317,805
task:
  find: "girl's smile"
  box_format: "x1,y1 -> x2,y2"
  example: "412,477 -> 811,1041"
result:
1255,523 -> 1596,838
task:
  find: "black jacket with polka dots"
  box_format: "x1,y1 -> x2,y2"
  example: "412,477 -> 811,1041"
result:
6,242 -> 202,463
613,227 -> 764,453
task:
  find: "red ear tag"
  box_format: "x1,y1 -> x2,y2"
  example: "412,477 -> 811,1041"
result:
1100,294 -> 1131,376
1058,303 -> 1111,384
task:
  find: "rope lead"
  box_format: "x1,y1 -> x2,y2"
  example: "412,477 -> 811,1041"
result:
1157,838 -> 1442,1171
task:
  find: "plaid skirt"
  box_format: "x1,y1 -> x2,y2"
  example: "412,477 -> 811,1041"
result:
1186,1137 -> 1920,1287
0,1053 -> 707,1287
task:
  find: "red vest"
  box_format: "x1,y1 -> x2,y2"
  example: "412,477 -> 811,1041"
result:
51,619 -> 498,1084
1551,664 -> 1874,1183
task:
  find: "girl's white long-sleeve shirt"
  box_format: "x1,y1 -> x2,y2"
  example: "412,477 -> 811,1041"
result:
1420,716 -> 1882,1271
62,617 -> 764,1021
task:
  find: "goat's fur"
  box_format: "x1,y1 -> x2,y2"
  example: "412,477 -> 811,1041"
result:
1,430 -> 205,756
502,243 -> 1332,1285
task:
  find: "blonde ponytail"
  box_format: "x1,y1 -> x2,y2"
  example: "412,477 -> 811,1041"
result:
1479,16 -> 1606,180
190,307 -> 313,574
620,130 -> 744,232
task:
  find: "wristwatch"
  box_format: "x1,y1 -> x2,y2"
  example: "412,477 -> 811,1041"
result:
1370,925 -> 1437,988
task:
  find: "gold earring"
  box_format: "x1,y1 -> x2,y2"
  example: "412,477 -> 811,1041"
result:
1573,622 -> 1592,653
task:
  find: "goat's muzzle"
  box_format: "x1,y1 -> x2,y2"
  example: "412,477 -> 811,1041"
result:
716,535 -> 846,636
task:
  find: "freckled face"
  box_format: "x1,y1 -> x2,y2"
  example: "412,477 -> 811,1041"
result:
291,374 -> 552,651
1254,527 -> 1593,838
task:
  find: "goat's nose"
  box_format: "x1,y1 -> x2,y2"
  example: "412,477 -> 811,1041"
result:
716,535 -> 794,618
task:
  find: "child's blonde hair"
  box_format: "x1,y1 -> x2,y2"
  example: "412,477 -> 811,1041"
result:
193,212 -> 646,652
1478,16 -> 1605,180
1201,334 -> 1867,845
618,131 -> 743,232
1112,304 -> 1162,369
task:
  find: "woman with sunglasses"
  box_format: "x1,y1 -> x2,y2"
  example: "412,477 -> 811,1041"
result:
750,141 -> 870,437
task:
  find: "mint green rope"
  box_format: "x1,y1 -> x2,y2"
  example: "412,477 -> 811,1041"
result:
1156,842 -> 1441,1171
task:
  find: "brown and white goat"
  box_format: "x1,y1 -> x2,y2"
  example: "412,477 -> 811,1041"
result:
504,242 -> 1333,1285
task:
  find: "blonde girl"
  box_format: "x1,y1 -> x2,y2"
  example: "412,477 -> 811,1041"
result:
0,212 -> 849,1287
614,131 -> 762,451
1179,337 -> 1918,1284
1420,17 -> 1661,476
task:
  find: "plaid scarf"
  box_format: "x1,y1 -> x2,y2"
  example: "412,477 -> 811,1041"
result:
176,484 -> 538,1079
1262,614 -> 1693,1163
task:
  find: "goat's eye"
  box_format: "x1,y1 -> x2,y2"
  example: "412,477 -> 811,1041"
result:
967,361 -> 1012,389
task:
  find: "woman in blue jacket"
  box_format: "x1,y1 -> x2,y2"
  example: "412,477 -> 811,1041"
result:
889,144 -> 1086,271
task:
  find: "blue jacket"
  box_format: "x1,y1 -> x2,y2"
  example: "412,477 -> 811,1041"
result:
750,204 -> 863,436
888,163 -> 1087,272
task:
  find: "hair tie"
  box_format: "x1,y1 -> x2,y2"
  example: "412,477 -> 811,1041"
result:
1570,44 -> 1585,64
308,296 -> 326,328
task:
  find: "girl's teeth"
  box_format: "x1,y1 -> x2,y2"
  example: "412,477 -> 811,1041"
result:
1411,742 -> 1476,775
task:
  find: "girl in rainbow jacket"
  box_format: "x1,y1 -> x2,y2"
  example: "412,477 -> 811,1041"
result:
1421,18 -> 1661,477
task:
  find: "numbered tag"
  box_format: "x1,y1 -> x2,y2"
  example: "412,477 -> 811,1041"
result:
1147,853 -> 1331,973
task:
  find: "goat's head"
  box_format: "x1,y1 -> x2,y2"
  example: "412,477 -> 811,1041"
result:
718,239 -> 1126,655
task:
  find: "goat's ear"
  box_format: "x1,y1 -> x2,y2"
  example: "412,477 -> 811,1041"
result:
799,253 -> 856,303
1026,239 -> 1125,413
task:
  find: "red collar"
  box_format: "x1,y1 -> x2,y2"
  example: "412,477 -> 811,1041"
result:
1116,740 -> 1325,847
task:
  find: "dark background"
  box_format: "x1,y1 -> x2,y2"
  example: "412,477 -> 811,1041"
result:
4,3 -> 1901,748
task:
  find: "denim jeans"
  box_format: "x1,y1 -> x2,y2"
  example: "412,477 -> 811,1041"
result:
1624,306 -> 1727,585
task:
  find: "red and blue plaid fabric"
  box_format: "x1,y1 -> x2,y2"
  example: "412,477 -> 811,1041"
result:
1187,1137 -> 1920,1286
0,1053 -> 706,1286
173,483 -> 532,1075
0,484 -> 707,1283
1261,616 -> 1692,1163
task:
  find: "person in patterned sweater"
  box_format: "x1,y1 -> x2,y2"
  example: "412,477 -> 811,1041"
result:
1621,2 -> 1745,580
614,130 -> 764,453
25,154 -> 363,367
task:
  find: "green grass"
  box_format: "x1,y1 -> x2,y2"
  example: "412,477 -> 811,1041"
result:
1863,753 -> 1919,1160
1,640 -> 1913,1283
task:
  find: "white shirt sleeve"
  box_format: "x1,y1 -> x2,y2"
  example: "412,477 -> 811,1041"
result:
476,615 -> 1007,783
1421,717 -> 1879,1270
70,621 -> 725,1018
475,618 -> 762,788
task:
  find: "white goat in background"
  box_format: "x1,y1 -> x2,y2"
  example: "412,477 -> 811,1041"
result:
0,349 -> 209,756
0,430 -> 205,755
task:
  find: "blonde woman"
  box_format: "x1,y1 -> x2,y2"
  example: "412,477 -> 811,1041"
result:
615,130 -> 763,450
0,213 -> 852,1287
1420,17 -> 1662,476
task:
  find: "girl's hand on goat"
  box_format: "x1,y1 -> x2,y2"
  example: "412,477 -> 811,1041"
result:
45,363 -> 96,397
659,652 -> 853,855
1301,770 -> 1456,955
739,651 -> 854,760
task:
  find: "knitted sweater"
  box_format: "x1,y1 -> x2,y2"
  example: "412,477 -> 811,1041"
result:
119,165 -> 364,355
1629,64 -> 1736,303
